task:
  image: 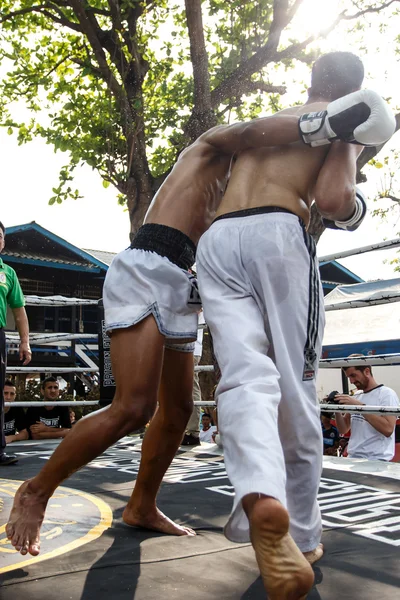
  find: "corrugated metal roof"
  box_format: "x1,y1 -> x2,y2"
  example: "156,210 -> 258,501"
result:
83,249 -> 117,266
4,249 -> 90,267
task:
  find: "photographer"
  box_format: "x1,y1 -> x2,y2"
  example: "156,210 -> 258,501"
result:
333,357 -> 399,462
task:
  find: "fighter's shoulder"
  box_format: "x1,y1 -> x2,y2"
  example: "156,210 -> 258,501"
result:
280,103 -> 329,116
177,127 -> 225,160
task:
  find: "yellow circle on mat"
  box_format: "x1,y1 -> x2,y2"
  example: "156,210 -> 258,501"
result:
0,478 -> 113,574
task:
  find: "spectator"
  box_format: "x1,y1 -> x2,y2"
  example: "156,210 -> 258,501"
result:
199,412 -> 217,443
26,377 -> 71,440
334,356 -> 399,461
0,221 -> 31,465
3,379 -> 29,444
182,311 -> 205,446
69,408 -> 76,425
320,411 -> 339,456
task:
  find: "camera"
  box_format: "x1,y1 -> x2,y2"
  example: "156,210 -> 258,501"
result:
325,390 -> 339,405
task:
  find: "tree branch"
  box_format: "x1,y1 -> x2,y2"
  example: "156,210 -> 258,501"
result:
184,0 -> 212,114
184,0 -> 216,140
243,81 -> 287,95
211,0 -> 291,107
383,194 -> 400,203
67,0 -> 127,115
211,1 -> 400,108
344,0 -> 400,20
0,4 -> 82,32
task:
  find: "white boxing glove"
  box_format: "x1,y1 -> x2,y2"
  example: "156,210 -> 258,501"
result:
299,89 -> 396,147
322,188 -> 367,232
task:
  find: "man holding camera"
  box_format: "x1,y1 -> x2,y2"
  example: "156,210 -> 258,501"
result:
334,358 -> 399,462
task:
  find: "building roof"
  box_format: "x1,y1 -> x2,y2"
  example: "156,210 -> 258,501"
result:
2,222 -> 363,286
3,222 -> 109,273
320,260 -> 364,292
83,249 -> 117,266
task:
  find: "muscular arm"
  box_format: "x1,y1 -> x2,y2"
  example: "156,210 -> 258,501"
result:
202,115 -> 301,154
5,429 -> 29,443
12,306 -> 31,365
314,142 -> 363,221
30,428 -> 70,440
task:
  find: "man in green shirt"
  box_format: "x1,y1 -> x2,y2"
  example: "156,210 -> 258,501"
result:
0,221 -> 31,465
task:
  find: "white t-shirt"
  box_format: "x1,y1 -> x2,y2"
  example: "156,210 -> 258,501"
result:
200,425 -> 217,443
347,385 -> 399,461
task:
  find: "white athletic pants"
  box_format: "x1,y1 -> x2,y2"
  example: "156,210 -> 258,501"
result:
196,212 -> 325,552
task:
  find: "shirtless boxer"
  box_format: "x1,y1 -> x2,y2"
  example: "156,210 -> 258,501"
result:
6,53 -> 394,560
195,51 -> 396,600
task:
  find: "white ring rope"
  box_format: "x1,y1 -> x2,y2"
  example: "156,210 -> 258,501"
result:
318,238 -> 400,263
5,401 -> 100,407
324,295 -> 400,311
319,403 -> 400,415
6,367 -> 98,373
5,401 -> 400,415
6,355 -> 400,375
319,354 -> 400,368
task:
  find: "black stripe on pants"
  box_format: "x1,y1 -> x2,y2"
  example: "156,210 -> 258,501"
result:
301,229 -> 320,381
0,328 -> 6,453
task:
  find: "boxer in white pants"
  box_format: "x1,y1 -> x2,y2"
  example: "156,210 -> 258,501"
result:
197,51 -> 396,600
7,54 -> 394,569
6,106 -> 333,556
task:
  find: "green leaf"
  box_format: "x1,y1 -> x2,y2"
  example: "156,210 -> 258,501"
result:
102,180 -> 110,188
7,127 -> 13,135
375,162 -> 384,169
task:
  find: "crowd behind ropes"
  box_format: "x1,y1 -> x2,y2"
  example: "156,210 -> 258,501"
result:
3,355 -> 400,465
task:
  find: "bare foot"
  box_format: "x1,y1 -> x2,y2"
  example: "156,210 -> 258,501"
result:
303,543 -> 324,565
248,497 -> 314,600
122,505 -> 196,536
6,480 -> 48,556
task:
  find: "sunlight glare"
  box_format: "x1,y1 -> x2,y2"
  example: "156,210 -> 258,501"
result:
293,0 -> 342,37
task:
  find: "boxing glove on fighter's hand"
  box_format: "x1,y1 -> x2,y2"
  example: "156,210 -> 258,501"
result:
299,89 -> 396,147
322,188 -> 367,232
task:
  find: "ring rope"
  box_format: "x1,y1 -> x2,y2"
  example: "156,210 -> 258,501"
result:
4,401 -> 400,415
6,355 -> 400,375
318,237 -> 400,263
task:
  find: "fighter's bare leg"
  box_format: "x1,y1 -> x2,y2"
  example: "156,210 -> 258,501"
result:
123,347 -> 195,535
243,494 -> 314,600
6,317 -> 165,556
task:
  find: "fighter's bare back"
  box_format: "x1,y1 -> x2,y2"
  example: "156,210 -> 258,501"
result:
216,102 -> 330,227
144,132 -> 232,245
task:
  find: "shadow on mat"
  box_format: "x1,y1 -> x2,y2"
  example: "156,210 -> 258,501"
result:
80,526 -> 142,600
240,566 -> 324,599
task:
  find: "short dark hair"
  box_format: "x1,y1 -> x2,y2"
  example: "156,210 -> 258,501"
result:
343,354 -> 372,376
0,222 -> 4,235
344,364 -> 372,376
202,413 -> 211,419
321,411 -> 333,420
41,376 -> 59,389
310,52 -> 364,101
4,379 -> 15,388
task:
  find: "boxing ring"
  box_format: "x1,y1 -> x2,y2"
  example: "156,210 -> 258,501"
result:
1,439 -> 400,599
2,240 -> 400,599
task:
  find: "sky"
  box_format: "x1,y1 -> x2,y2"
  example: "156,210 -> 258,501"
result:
1,0 -> 400,281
